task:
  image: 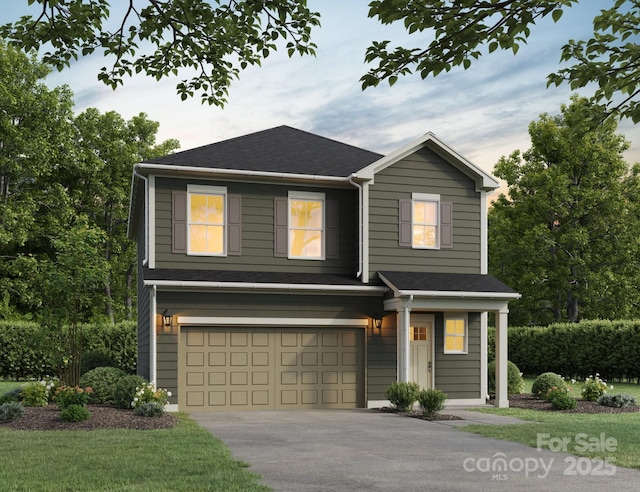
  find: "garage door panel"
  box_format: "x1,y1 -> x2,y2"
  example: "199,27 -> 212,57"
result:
181,327 -> 363,411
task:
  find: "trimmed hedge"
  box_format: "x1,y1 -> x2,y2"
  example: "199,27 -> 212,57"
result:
489,320 -> 640,381
0,321 -> 137,380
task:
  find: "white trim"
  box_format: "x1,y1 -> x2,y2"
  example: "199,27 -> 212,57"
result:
444,398 -> 486,406
188,184 -> 227,194
187,184 -> 228,257
165,404 -> 179,413
134,163 -> 353,185
148,175 -> 156,268
150,286 -> 157,385
362,182 -> 370,282
358,132 -> 500,192
412,192 -> 440,202
444,313 -> 468,354
367,399 -> 391,408
480,191 -> 488,274
177,316 -> 369,327
392,290 -> 519,300
411,193 -> 441,250
288,190 -> 325,260
480,312 -> 488,403
146,279 -> 387,294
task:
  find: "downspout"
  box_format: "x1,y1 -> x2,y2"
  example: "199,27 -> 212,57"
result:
402,294 -> 414,382
348,174 -> 363,279
133,167 -> 149,267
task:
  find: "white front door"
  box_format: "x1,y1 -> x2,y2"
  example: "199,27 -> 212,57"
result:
410,322 -> 433,390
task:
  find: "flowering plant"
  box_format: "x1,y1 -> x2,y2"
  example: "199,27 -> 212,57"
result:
131,383 -> 171,409
54,386 -> 93,409
582,374 -> 611,402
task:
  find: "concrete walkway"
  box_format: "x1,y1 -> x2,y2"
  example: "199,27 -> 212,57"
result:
191,408 -> 640,491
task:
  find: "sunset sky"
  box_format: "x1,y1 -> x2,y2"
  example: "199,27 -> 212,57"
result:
3,1 -> 639,187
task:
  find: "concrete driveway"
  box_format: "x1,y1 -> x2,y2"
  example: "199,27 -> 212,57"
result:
191,409 -> 640,491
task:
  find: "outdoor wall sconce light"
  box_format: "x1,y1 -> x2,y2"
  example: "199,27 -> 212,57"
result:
372,313 -> 383,330
162,309 -> 173,327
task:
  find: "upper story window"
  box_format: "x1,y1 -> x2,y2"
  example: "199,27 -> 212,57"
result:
288,191 -> 325,259
399,194 -> 452,249
444,314 -> 468,354
188,185 -> 227,256
412,193 -> 440,249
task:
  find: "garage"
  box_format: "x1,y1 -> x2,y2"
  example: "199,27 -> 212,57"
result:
179,327 -> 365,410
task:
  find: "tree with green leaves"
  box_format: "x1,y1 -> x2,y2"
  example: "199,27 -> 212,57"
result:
489,95 -> 640,326
2,1 -> 640,119
0,0 -> 320,107
0,40 -> 77,318
0,41 -> 178,324
363,0 -> 640,121
69,110 -> 179,322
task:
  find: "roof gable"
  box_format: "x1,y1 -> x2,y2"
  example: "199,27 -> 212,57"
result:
145,125 -> 382,178
356,132 -> 499,191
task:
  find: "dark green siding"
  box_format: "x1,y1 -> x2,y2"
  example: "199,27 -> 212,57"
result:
367,322 -> 397,401
154,178 -> 359,274
368,148 -> 482,281
434,312 -> 481,399
137,225 -> 151,381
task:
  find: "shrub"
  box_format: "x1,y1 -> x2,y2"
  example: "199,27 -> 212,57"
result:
417,389 -> 447,417
549,391 -> 577,410
41,376 -> 61,401
531,373 -> 567,399
80,367 -> 127,404
54,386 -> 92,409
0,401 -> 24,421
581,374 -> 610,402
134,402 -> 165,417
385,382 -> 420,412
21,382 -> 48,407
131,382 -> 171,409
0,386 -> 23,404
597,393 -> 637,408
113,375 -> 147,409
60,404 -> 91,422
487,360 -> 524,396
81,351 -> 116,375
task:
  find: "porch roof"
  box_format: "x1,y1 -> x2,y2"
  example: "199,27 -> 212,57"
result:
378,271 -> 519,300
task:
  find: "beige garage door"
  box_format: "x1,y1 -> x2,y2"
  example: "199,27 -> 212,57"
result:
180,327 -> 364,411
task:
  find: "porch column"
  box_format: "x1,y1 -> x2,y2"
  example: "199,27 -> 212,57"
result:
396,297 -> 412,382
494,306 -> 509,408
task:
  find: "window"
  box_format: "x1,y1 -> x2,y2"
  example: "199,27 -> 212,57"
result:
288,191 -> 324,259
399,195 -> 452,249
188,185 -> 226,255
444,315 -> 467,354
412,193 -> 439,249
411,326 -> 428,341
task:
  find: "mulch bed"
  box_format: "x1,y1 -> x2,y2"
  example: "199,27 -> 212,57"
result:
0,404 -> 178,431
508,393 -> 640,414
378,393 -> 640,420
377,406 -> 463,421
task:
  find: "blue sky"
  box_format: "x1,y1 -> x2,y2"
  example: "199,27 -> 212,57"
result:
3,1 -> 639,181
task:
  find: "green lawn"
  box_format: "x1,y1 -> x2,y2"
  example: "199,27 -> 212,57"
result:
0,400 -> 270,491
0,380 -> 24,393
463,378 -> 640,469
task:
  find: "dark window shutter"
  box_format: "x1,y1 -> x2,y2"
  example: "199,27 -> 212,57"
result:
440,202 -> 453,249
274,197 -> 288,257
172,190 -> 187,254
399,199 -> 412,247
325,200 -> 338,259
227,194 -> 241,256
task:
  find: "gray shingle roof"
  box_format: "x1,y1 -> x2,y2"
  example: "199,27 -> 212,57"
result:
144,126 -> 382,177
378,271 -> 517,294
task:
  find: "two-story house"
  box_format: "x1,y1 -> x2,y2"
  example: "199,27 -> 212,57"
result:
128,126 -> 519,412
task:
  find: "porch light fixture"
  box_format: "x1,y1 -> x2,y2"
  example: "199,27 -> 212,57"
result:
372,313 -> 383,330
162,309 -> 173,327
